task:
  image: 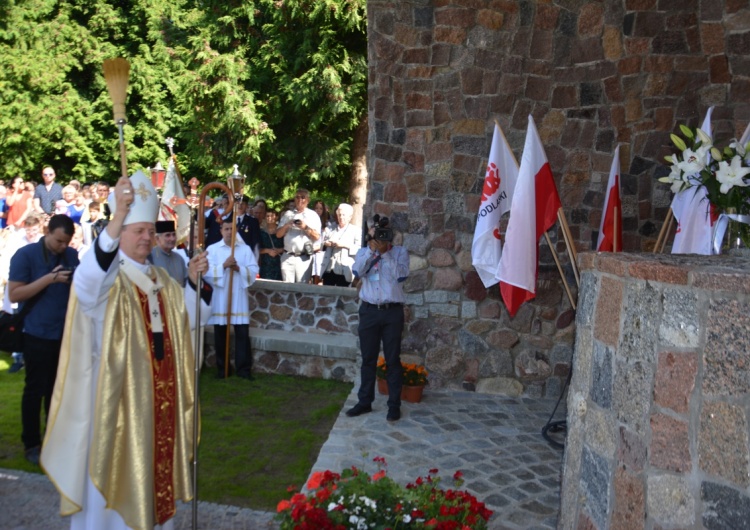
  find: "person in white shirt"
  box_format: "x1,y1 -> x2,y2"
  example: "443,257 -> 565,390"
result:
320,203 -> 361,286
205,218 -> 259,379
1,215 -> 43,373
275,188 -> 321,283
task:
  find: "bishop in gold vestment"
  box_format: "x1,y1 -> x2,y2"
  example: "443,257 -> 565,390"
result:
41,172 -> 211,530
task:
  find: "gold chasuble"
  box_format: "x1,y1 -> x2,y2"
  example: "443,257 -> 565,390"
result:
42,267 -> 195,530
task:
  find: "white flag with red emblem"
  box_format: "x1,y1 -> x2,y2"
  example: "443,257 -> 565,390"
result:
740,122 -> 750,146
471,122 -> 518,288
671,106 -> 716,255
597,146 -> 622,252
497,116 -> 561,317
159,158 -> 191,246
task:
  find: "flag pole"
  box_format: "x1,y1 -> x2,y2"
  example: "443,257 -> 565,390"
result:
653,207 -> 674,254
544,232 -> 576,309
660,213 -> 675,253
556,208 -> 580,287
166,137 -> 186,188
613,206 -> 619,252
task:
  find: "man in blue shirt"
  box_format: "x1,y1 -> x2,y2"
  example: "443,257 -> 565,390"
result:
346,215 -> 409,422
8,214 -> 79,465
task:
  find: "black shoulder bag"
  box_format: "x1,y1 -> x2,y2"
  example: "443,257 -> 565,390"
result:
0,292 -> 43,353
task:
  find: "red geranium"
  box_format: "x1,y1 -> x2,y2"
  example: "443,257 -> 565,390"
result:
276,457 -> 493,529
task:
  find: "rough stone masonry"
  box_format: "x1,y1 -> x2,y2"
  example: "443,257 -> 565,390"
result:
365,1 -> 750,395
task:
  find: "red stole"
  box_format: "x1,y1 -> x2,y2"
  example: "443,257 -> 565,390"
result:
137,288 -> 177,525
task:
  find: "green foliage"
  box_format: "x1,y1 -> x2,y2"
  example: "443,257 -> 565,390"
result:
0,0 -> 367,199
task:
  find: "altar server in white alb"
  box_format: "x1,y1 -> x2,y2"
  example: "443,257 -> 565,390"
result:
206,217 -> 259,379
40,170 -> 213,530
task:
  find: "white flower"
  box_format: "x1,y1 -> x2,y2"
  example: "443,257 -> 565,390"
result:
659,164 -> 691,194
349,515 -> 359,525
403,514 -> 412,523
696,127 -> 712,146
328,502 -> 339,511
359,496 -> 377,509
730,139 -> 748,158
676,145 -> 710,175
716,155 -> 750,194
667,165 -> 685,193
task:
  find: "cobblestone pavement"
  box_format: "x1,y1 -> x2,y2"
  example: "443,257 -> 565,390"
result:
0,387 -> 565,530
313,389 -> 566,530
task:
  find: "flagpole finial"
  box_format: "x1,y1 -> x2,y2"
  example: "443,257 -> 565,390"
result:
166,137 -> 175,156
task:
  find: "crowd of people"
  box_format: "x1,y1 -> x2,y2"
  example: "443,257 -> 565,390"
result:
0,171 -> 362,319
0,169 -> 367,428
204,187 -> 362,287
0,165 -> 411,530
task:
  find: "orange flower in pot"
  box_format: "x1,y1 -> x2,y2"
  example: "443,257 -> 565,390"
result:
376,357 -> 429,402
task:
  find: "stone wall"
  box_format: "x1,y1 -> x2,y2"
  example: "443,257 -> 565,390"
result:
366,1 -> 750,395
205,281 -> 361,382
560,252 -> 750,529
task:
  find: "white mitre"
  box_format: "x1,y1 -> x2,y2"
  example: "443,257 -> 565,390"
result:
108,170 -> 159,225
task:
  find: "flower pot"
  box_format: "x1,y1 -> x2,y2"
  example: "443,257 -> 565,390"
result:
723,208 -> 750,251
401,384 -> 424,403
377,377 -> 388,395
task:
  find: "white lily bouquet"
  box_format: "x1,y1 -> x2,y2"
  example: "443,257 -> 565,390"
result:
660,125 -> 750,248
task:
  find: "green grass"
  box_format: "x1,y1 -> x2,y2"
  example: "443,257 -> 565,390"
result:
0,351 -> 353,511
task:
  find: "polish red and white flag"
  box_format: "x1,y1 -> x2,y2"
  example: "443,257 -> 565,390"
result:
596,146 -> 622,252
497,116 -> 561,317
471,122 -> 518,288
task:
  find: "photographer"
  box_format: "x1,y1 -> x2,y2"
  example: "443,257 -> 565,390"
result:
7,214 -> 78,465
346,215 -> 409,422
275,188 -> 321,283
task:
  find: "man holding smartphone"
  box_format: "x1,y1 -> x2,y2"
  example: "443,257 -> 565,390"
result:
275,188 -> 321,283
7,214 -> 78,465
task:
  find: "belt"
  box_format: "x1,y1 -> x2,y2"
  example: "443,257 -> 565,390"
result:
362,301 -> 404,310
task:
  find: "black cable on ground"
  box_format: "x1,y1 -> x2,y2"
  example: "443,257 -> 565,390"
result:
541,367 -> 573,450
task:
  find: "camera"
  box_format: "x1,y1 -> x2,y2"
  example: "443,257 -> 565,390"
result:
293,219 -> 303,226
366,215 -> 393,243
